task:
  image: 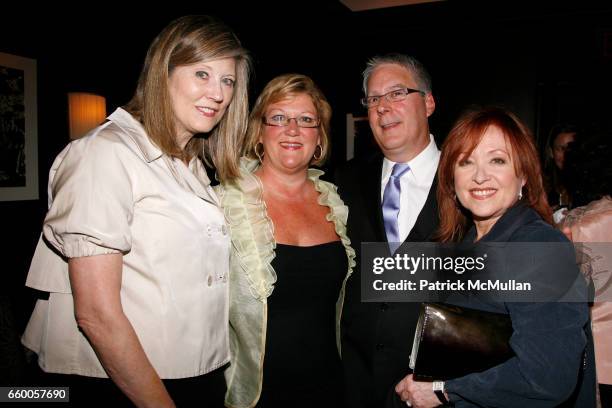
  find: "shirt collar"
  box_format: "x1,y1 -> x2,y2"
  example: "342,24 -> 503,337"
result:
107,108 -> 163,163
382,134 -> 440,183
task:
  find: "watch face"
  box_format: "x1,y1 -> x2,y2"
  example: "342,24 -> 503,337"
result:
433,381 -> 448,404
433,380 -> 444,391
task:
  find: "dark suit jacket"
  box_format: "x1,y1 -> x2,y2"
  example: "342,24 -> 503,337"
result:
335,152 -> 439,408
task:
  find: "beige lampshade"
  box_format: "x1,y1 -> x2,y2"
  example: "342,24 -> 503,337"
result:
68,92 -> 106,139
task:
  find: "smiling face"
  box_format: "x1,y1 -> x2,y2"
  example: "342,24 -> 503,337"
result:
260,93 -> 320,175
168,57 -> 236,148
454,125 -> 525,238
366,63 -> 435,162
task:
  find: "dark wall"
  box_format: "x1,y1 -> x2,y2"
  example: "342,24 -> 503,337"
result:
1,1 -> 611,337
345,2 -> 612,147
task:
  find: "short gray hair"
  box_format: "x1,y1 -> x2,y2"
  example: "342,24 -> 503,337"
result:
362,53 -> 432,95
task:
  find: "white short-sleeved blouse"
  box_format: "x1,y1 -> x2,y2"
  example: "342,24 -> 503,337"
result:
22,108 -> 230,379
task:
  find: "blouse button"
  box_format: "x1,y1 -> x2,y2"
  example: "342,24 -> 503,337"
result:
221,225 -> 227,235
207,275 -> 213,286
207,225 -> 212,237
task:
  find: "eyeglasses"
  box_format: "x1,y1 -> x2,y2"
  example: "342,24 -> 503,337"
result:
263,113 -> 320,128
361,87 -> 425,109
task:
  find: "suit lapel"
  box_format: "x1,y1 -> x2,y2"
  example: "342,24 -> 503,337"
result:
406,174 -> 439,242
362,154 -> 387,243
358,154 -> 440,244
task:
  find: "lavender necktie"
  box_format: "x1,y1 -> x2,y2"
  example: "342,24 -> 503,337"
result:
382,163 -> 410,251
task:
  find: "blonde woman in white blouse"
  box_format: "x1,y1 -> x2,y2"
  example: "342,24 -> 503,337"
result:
21,15 -> 250,408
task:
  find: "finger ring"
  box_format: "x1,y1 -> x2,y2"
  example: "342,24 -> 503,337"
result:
405,401 -> 412,407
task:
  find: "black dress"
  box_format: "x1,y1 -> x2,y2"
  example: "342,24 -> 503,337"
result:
257,241 -> 347,408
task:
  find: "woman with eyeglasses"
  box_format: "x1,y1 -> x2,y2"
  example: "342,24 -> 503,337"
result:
216,74 -> 355,407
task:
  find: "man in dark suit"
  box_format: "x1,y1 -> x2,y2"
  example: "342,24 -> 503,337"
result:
336,53 -> 439,408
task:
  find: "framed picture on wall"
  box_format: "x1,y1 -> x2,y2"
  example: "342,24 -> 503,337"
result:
0,51 -> 38,201
346,113 -> 378,161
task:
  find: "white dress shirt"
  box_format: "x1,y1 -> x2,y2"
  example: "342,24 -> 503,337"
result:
380,134 -> 440,242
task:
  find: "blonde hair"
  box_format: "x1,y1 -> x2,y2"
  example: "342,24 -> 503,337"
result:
244,74 -> 332,167
124,15 -> 251,182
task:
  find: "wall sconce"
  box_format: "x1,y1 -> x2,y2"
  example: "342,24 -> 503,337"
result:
68,92 -> 107,140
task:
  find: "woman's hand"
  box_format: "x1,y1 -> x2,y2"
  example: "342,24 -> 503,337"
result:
395,374 -> 443,408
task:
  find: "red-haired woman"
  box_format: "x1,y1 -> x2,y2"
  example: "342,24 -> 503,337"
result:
395,107 -> 595,407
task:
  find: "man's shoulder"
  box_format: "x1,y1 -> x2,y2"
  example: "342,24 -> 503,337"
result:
334,155 -> 381,209
336,158 -> 360,176
336,153 -> 383,179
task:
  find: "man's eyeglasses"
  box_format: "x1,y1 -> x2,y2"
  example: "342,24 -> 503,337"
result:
263,113 -> 320,128
361,87 -> 425,109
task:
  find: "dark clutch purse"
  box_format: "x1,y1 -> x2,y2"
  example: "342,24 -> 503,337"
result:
409,302 -> 514,381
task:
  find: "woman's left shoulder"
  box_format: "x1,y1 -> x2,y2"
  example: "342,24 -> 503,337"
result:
316,178 -> 339,193
309,169 -> 340,194
512,215 -> 568,243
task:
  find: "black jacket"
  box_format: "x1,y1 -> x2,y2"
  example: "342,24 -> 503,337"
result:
336,153 -> 439,408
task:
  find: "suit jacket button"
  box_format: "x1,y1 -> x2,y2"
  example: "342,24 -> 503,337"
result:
376,343 -> 384,351
380,302 -> 389,311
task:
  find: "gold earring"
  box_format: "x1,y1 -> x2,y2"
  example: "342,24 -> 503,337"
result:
255,142 -> 265,162
313,144 -> 322,161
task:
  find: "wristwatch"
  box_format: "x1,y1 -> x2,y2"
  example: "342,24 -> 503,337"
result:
432,381 -> 449,405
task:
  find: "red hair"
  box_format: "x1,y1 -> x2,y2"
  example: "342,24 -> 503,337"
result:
436,107 -> 552,242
